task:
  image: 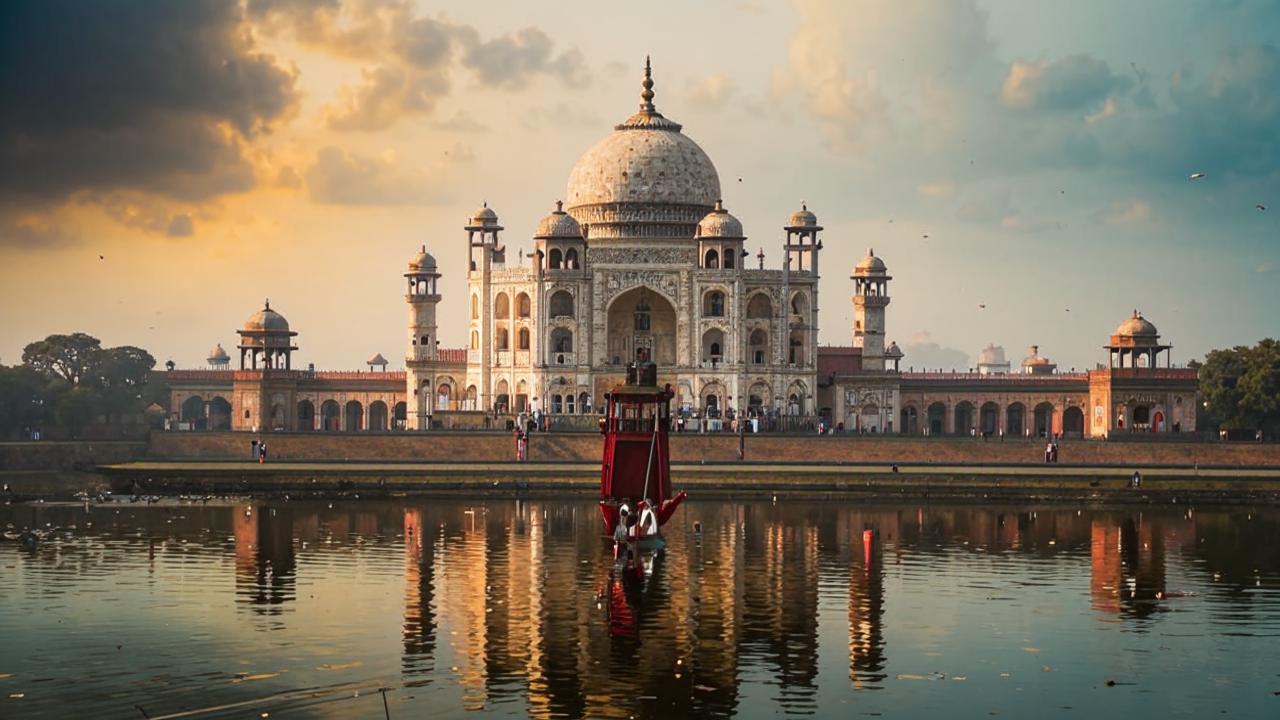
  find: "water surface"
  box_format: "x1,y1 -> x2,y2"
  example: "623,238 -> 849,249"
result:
2,498 -> 1279,718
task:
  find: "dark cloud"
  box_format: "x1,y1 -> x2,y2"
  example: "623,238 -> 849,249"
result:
0,0 -> 298,204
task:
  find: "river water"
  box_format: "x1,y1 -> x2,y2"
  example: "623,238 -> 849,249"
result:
2,498 -> 1278,719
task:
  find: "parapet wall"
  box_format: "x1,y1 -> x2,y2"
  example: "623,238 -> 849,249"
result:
143,431 -> 1280,467
0,441 -> 148,471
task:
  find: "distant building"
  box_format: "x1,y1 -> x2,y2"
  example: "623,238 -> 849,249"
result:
165,60 -> 1197,438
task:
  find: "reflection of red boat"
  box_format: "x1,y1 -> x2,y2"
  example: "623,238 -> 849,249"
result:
599,362 -> 686,545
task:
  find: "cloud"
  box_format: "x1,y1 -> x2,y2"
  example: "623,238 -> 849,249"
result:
430,110 -> 490,133
902,332 -> 970,371
686,74 -> 738,111
305,147 -> 454,205
166,214 -> 194,238
324,64 -> 448,132
457,27 -> 589,89
1101,199 -> 1154,225
1257,261 -> 1275,274
0,1 -> 297,205
917,180 -> 955,197
285,3 -> 591,132
1001,55 -> 1132,112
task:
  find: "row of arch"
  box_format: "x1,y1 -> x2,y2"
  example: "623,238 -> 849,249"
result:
295,399 -> 408,431
470,288 -> 810,325
896,401 -> 1085,437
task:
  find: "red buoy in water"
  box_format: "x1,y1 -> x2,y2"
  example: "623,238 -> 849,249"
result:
863,528 -> 875,566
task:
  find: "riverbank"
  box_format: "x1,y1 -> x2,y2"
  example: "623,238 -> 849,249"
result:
58,459 -> 1280,506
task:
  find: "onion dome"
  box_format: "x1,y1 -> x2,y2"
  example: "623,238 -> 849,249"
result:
535,201 -> 584,239
696,200 -> 744,238
207,343 -> 230,366
243,300 -> 290,332
564,57 -> 720,238
467,202 -> 501,229
1115,310 -> 1158,339
1021,344 -> 1057,374
854,248 -> 887,275
787,203 -> 819,229
408,245 -> 436,271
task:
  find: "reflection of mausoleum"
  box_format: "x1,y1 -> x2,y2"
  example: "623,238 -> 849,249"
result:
165,59 -> 1197,437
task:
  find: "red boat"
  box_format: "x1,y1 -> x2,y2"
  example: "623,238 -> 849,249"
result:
598,362 -> 686,547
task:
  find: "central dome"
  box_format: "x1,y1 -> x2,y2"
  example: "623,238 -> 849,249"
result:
564,58 -> 721,240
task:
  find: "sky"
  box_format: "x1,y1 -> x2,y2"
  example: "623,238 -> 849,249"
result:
1,0 -> 1277,372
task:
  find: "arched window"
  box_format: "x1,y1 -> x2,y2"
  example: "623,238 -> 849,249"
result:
565,248 -> 579,269
791,292 -> 809,317
747,293 -> 772,319
518,327 -> 530,350
549,290 -> 574,318
703,290 -> 725,317
496,328 -> 509,350
470,294 -> 479,319
704,249 -> 719,269
549,248 -> 563,269
552,329 -> 573,353
724,249 -> 735,269
516,293 -> 531,318
470,330 -> 479,350
552,394 -> 563,413
710,342 -> 721,358
494,292 -> 510,319
420,335 -> 429,347
565,393 -> 576,414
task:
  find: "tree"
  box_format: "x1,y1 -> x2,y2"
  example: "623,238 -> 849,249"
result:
93,345 -> 157,423
1199,339 -> 1280,437
0,365 -> 54,439
54,386 -> 98,438
22,333 -> 103,386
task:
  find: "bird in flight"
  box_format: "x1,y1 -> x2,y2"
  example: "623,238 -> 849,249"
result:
922,234 -> 929,239
977,304 -> 986,310
1189,172 -> 1206,180
98,255 -> 105,260
1257,204 -> 1267,212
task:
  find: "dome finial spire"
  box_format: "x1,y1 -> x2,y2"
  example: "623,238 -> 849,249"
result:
640,55 -> 656,113
264,298 -> 270,310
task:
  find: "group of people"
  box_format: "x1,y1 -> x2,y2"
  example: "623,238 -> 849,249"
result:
1044,440 -> 1060,463
250,439 -> 268,463
612,500 -> 658,569
512,427 -> 529,461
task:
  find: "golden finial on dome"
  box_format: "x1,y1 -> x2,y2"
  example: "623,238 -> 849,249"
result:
640,55 -> 655,112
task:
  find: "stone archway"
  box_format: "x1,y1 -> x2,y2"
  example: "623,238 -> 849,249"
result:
606,286 -> 678,367
927,402 -> 946,435
900,405 -> 919,434
209,396 -> 232,431
1033,402 -> 1054,438
344,400 -> 363,432
1063,406 -> 1084,437
296,399 -> 315,431
180,395 -> 205,427
980,402 -> 999,435
1006,402 -> 1026,437
320,400 -> 341,431
954,401 -> 975,435
368,400 -> 389,431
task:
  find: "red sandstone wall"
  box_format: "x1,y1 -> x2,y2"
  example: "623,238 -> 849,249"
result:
142,431 -> 1280,467
0,441 -> 148,471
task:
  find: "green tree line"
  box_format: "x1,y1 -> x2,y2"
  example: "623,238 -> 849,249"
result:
1197,338 -> 1279,438
0,333 -> 168,439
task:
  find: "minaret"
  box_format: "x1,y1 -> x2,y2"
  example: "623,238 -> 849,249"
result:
852,249 -> 891,371
406,245 -> 441,429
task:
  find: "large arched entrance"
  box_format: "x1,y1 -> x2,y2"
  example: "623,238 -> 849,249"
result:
980,402 -> 999,435
1006,403 -> 1026,437
180,396 -> 205,429
320,400 -> 341,431
394,401 -> 407,430
1063,406 -> 1084,437
368,401 -> 388,431
606,287 -> 677,366
900,406 -> 919,434
954,401 -> 975,436
296,399 -> 315,431
927,402 -> 946,435
209,396 -> 232,431
1033,402 -> 1055,438
344,400 -> 363,432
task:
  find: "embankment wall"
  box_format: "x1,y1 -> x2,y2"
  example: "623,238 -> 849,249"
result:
143,432 -> 1280,467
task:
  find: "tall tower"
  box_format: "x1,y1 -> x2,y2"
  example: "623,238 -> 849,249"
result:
852,249 -> 891,371
465,203 -> 503,413
406,245 -> 440,429
782,204 -> 823,368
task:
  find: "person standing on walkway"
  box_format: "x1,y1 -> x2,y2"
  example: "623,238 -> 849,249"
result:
259,441 -> 268,464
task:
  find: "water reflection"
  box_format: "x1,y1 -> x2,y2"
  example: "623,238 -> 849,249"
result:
2,499 -> 1279,719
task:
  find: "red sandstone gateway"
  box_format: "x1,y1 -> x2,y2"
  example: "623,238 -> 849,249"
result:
598,362 -> 686,548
